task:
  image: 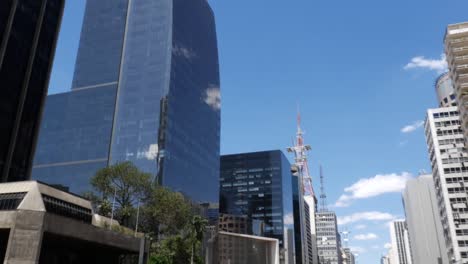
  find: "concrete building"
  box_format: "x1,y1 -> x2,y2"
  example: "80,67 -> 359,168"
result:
403,175 -> 449,264
0,181 -> 147,263
0,0 -> 64,182
445,22 -> 468,141
218,214 -> 253,235
389,220 -> 412,264
316,211 -> 342,264
342,248 -> 355,264
304,196 -> 319,264
425,105 -> 468,262
436,73 -> 457,108
381,255 -> 390,264
211,231 -> 280,264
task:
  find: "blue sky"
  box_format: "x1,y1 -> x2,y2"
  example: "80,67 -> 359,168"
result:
48,1 -> 468,263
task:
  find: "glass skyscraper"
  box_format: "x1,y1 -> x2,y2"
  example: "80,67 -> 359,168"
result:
220,150 -> 296,263
33,0 -> 220,203
0,0 -> 64,182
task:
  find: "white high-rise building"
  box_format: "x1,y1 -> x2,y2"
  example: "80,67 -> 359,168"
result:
445,22 -> 468,140
425,72 -> 468,263
316,211 -> 342,264
403,175 -> 449,264
381,255 -> 391,264
425,106 -> 467,263
304,196 -> 319,264
389,220 -> 412,264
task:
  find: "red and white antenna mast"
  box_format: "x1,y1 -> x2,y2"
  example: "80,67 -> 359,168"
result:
287,111 -> 314,197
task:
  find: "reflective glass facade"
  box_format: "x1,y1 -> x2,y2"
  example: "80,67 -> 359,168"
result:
33,0 -> 127,192
160,0 -> 221,203
33,86 -> 116,194
220,150 -> 296,263
33,0 -> 220,204
71,0 -> 128,90
0,0 -> 64,182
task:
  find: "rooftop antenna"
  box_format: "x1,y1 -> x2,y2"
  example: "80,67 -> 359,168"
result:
319,164 -> 328,211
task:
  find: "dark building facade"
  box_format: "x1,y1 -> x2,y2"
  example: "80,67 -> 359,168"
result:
33,0 -> 220,203
0,0 -> 64,182
220,150 -> 296,263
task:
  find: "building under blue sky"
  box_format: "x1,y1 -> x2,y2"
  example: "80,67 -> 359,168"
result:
33,0 -> 220,205
43,1 -> 468,263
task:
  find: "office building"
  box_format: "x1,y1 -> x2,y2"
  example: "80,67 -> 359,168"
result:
445,22 -> 468,140
342,248 -> 355,264
316,211 -> 342,264
199,202 -> 220,226
0,0 -> 64,182
403,175 -> 449,264
33,0 -> 221,203
389,220 -> 412,264
220,150 -> 296,264
381,255 -> 390,264
304,196 -> 319,264
436,73 -> 457,108
425,74 -> 468,262
292,171 -> 318,264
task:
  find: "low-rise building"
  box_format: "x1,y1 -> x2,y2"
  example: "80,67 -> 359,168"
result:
0,181 -> 147,263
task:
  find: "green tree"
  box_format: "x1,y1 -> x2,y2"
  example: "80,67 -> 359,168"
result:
188,215 -> 208,264
141,186 -> 192,238
148,216 -> 208,264
88,161 -> 208,263
90,161 -> 151,226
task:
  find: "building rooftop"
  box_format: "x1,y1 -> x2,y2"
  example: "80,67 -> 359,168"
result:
0,181 -> 93,223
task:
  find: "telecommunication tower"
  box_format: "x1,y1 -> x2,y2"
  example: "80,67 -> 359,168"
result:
319,165 -> 328,211
287,112 -> 314,197
341,229 -> 351,248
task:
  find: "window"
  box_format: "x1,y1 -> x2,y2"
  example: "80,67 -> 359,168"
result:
0,192 -> 26,210
42,194 -> 92,223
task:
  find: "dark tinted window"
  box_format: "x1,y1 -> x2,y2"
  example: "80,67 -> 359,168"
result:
0,0 -> 43,178
0,0 -> 14,46
10,0 -> 64,181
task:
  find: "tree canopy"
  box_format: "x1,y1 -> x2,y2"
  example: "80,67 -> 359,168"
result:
88,161 -> 209,264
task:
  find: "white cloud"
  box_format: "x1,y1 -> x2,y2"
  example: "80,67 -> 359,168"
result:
173,45 -> 196,60
350,246 -> 367,254
338,211 -> 396,225
398,140 -> 409,147
354,233 -> 378,241
404,54 -> 448,74
355,224 -> 367,230
335,172 -> 412,207
401,120 -> 424,133
204,86 -> 221,111
284,213 -> 294,226
137,144 -> 158,160
384,243 -> 392,249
